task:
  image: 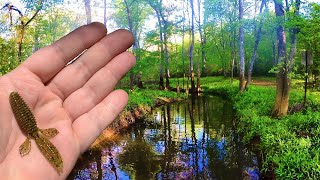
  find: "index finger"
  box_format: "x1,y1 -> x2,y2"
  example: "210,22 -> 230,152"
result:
21,22 -> 107,83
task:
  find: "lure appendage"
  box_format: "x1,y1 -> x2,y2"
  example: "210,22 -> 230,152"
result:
9,92 -> 64,175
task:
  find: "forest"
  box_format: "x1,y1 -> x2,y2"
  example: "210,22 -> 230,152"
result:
1,0 -> 320,179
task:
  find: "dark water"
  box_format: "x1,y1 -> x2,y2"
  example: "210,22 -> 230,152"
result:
68,96 -> 259,180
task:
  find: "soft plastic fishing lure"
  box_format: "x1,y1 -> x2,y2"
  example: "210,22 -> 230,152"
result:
9,92 -> 63,174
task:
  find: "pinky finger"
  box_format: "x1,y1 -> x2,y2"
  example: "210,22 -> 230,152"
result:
72,89 -> 128,153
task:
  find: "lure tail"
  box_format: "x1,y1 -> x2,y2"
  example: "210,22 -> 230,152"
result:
34,136 -> 63,174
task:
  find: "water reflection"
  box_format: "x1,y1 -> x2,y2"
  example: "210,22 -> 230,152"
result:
68,96 -> 258,180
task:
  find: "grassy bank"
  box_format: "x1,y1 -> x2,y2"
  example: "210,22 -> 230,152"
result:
201,77 -> 320,179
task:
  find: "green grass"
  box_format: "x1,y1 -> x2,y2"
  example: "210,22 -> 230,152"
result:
123,88 -> 185,110
201,76 -> 320,179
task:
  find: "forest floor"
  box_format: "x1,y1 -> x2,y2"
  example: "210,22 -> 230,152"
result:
251,77 -> 276,87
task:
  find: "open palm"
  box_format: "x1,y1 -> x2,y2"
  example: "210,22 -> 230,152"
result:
0,22 -> 135,180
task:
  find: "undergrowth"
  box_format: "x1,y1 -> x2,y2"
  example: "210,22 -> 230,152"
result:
203,77 -> 320,179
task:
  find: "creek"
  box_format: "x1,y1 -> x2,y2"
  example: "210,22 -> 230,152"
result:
68,96 -> 259,180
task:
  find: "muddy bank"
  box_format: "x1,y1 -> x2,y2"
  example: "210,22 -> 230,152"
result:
90,97 -> 183,149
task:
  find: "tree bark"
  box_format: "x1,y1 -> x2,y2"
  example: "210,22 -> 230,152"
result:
238,0 -> 246,92
83,0 -> 92,24
272,0 -> 289,117
245,0 -> 266,89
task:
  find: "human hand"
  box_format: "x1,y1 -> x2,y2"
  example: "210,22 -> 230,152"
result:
0,22 -> 135,179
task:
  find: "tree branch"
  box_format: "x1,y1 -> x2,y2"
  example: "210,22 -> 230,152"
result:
24,0 -> 43,27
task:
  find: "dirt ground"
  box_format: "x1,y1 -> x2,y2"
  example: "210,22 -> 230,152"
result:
251,78 -> 276,87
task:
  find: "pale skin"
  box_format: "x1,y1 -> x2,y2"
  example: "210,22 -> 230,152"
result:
0,22 -> 136,179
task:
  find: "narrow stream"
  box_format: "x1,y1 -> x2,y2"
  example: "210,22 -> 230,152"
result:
68,96 -> 259,180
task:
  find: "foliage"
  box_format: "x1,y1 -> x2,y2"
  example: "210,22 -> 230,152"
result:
112,0 -> 152,48
297,3 -> 320,86
0,2 -> 81,74
0,37 -> 19,75
204,76 -> 320,179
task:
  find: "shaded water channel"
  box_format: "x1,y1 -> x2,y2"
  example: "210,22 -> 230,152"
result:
68,96 -> 259,180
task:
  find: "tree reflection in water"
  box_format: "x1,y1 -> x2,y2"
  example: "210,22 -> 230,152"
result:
118,140 -> 161,179
68,96 -> 259,180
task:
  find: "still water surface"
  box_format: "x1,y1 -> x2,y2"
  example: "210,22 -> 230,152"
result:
68,96 -> 259,180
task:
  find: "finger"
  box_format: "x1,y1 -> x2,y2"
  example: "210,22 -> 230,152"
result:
47,29 -> 134,100
22,22 -> 107,83
64,51 -> 135,120
72,90 -> 128,153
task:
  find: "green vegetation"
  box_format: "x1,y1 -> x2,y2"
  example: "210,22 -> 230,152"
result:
203,77 -> 320,179
125,88 -> 184,110
1,0 -> 320,178
119,76 -> 320,179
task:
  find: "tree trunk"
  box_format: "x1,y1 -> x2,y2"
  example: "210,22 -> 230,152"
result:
230,48 -> 235,84
83,0 -> 92,24
163,21 -> 170,90
7,1 -> 43,62
245,0 -> 266,89
197,50 -> 201,92
182,0 -> 186,90
288,0 -> 301,71
147,0 -> 166,90
33,28 -> 39,52
189,0 -> 196,95
18,26 -> 25,62
272,0 -> 289,117
123,0 -> 142,89
272,38 -> 277,66
176,43 -> 180,93
196,0 -> 203,92
230,19 -> 237,84
124,0 -> 135,90
156,10 -> 165,90
238,0 -> 245,92
197,0 -> 206,77
231,25 -> 237,84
